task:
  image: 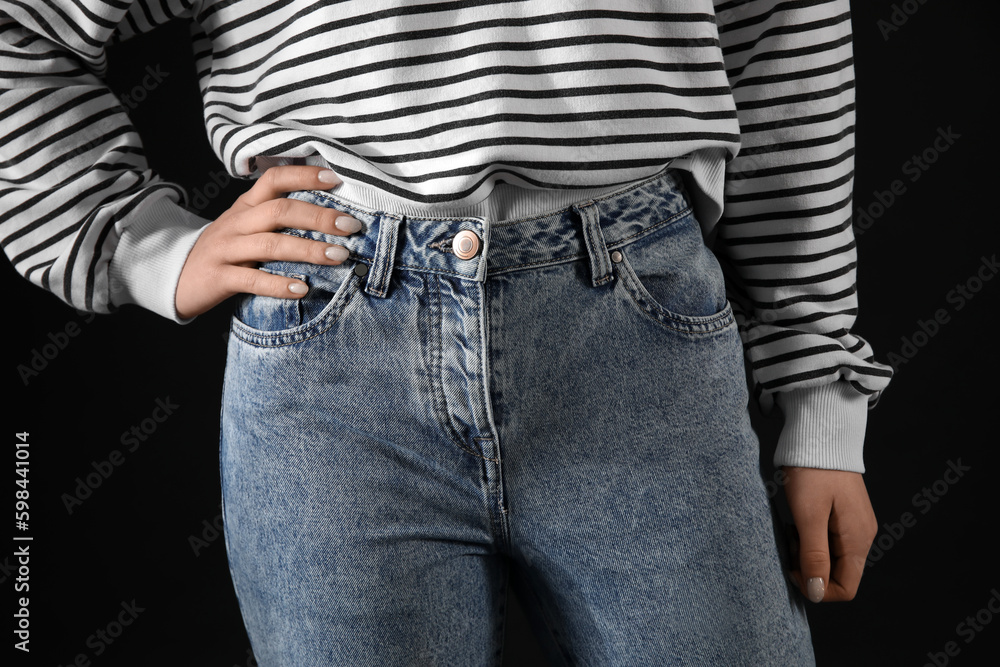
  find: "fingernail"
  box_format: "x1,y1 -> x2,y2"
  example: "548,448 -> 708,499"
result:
288,282 -> 308,295
807,577 -> 825,603
317,169 -> 340,184
325,245 -> 349,262
335,216 -> 362,233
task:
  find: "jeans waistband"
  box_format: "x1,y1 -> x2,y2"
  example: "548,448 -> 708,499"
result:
284,166 -> 693,296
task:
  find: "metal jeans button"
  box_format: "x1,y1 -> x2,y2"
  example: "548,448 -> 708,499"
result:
453,230 -> 481,260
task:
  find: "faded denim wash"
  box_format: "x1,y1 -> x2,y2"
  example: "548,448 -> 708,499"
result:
219,168 -> 814,666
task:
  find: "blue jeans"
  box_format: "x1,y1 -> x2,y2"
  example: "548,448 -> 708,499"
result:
220,168 -> 814,665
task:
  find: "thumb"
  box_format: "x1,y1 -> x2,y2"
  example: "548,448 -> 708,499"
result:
793,511 -> 832,603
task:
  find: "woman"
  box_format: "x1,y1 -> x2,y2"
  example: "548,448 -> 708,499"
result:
0,0 -> 891,663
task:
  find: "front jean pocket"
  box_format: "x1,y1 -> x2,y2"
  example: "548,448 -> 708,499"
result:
612,210 -> 734,335
231,253 -> 362,347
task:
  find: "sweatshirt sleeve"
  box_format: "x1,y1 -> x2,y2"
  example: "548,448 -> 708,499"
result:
0,0 -> 212,322
712,0 -> 894,472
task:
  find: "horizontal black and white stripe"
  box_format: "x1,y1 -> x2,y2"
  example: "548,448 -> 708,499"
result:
711,0 -> 892,410
0,0 -> 891,407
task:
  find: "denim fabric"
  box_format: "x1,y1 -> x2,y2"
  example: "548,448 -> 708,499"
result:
219,168 -> 814,666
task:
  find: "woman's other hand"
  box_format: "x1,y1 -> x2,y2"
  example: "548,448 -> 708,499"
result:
782,466 -> 879,602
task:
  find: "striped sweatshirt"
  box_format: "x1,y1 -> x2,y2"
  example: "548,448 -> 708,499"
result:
0,0 -> 893,472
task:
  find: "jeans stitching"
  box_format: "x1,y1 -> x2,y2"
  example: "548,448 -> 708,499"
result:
617,256 -> 735,334
429,274 -> 494,462
231,273 -> 360,347
283,203 -> 692,280
486,207 -> 693,275
473,437 -> 501,463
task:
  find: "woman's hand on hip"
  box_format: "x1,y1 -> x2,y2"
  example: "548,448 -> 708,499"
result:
175,165 -> 362,319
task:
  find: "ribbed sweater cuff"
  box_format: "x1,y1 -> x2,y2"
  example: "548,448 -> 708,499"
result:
108,195 -> 212,324
773,381 -> 870,473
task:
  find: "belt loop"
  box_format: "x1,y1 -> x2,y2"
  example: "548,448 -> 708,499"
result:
364,212 -> 403,298
573,201 -> 614,287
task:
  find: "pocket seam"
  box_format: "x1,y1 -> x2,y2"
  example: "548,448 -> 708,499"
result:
615,249 -> 734,335
231,267 -> 362,347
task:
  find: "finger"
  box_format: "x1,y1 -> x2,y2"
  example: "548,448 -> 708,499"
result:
825,548 -> 869,602
789,508 -> 832,603
241,197 -> 363,237
238,165 -> 342,207
236,232 -> 351,266
224,265 -> 311,299
823,509 -> 877,601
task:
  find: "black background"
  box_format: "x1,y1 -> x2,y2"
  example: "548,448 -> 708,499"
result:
4,2 -> 998,665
